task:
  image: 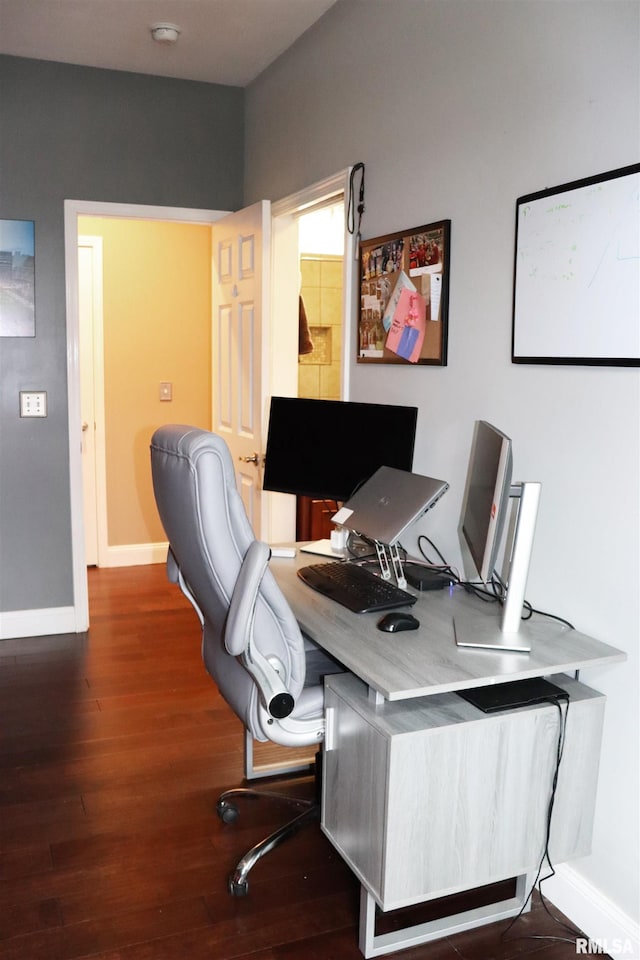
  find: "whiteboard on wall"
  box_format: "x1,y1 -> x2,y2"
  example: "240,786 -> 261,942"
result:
512,163 -> 640,367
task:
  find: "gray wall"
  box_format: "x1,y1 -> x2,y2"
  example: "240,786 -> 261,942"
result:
0,55 -> 243,611
246,0 -> 639,942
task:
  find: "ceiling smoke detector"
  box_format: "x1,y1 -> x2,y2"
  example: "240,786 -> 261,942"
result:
150,22 -> 181,44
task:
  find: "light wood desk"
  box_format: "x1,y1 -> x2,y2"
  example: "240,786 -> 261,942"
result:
271,552 -> 624,700
270,553 -> 625,958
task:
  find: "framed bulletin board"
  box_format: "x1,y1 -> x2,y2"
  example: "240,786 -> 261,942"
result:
512,163 -> 640,366
357,220 -> 450,365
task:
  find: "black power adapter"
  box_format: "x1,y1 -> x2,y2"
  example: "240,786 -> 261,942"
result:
404,563 -> 451,591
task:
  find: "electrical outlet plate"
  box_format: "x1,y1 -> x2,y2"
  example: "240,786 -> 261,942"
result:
20,391 -> 47,417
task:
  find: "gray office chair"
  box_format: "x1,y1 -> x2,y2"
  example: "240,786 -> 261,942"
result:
150,424 -> 341,895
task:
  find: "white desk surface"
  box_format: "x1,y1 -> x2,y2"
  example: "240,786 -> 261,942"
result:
269,551 -> 626,701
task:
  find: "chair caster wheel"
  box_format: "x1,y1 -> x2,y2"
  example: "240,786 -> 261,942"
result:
229,876 -> 248,897
217,800 -> 239,824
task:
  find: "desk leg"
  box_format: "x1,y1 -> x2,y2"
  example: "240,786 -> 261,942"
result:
358,875 -> 533,958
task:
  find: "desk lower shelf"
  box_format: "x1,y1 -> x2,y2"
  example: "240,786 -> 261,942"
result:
322,672 -> 604,913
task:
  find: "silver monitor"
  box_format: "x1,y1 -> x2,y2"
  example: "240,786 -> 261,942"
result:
455,421 -> 541,653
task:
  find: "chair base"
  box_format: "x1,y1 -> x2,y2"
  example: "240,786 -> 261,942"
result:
216,786 -> 319,896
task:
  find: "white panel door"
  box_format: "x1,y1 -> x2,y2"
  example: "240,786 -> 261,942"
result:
211,201 -> 270,536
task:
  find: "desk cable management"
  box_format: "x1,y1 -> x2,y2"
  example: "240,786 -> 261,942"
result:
500,694 -> 587,948
413,532 -> 589,947
328,526 -> 582,643
415,533 -> 576,631
335,530 -> 576,633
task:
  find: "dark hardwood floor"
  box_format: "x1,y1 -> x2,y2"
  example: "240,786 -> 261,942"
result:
0,564 -> 602,960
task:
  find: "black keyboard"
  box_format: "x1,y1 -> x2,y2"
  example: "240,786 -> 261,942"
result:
298,561 -> 417,614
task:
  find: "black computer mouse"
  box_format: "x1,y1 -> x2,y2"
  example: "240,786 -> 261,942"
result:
377,612 -> 420,633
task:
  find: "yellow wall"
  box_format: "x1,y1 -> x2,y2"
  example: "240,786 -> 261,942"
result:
79,217 -> 211,547
298,254 -> 343,399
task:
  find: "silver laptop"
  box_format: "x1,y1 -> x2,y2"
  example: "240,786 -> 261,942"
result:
331,465 -> 449,545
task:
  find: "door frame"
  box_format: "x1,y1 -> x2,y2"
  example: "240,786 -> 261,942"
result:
64,200 -> 228,632
267,168 -> 356,542
271,167 -> 356,403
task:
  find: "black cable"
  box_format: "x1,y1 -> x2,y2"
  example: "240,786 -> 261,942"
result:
460,580 -> 502,603
418,538 -> 505,602
415,535 -> 460,584
417,534 -> 448,567
347,163 -> 365,243
486,572 -> 573,628
414,533 -> 582,942
523,603 -> 575,631
501,696 -> 583,946
483,570 -> 576,629
417,534 -> 576,628
537,884 -> 584,941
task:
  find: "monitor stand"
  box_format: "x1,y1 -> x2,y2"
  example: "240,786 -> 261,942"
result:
453,610 -> 533,653
454,482 -> 541,654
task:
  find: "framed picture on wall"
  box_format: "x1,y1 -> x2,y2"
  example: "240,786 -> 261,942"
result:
0,219 -> 35,337
512,163 -> 640,366
357,220 -> 450,365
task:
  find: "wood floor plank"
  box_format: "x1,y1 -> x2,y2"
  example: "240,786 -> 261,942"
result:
67,894 -> 356,960
0,896 -> 62,942
58,897 -> 213,960
0,734 -> 242,805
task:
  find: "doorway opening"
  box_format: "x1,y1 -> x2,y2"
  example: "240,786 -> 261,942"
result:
296,201 -> 346,540
268,167 -> 356,546
65,200 -> 228,631
77,216 -> 214,571
66,172 -> 355,632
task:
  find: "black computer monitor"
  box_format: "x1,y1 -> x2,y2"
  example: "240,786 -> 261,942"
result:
262,397 -> 418,503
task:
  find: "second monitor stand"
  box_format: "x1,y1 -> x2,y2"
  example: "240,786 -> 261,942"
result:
454,481 -> 542,654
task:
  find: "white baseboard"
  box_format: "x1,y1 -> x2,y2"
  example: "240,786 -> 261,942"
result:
0,544 -> 168,639
543,864 -> 639,959
0,605 -> 77,639
100,541 -> 168,568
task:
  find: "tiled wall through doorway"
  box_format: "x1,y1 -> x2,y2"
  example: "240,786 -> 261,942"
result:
298,254 -> 343,400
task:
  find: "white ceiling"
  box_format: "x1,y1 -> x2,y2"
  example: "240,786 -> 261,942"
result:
0,0 -> 338,87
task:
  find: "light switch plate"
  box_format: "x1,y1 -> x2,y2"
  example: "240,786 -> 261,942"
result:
159,381 -> 173,401
20,391 -> 47,417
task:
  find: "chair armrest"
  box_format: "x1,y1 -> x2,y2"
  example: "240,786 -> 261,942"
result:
225,541 -> 295,720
